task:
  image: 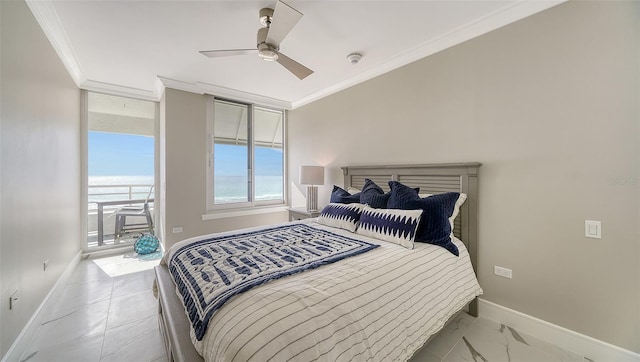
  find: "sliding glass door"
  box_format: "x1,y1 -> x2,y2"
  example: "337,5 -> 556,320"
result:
85,92 -> 157,250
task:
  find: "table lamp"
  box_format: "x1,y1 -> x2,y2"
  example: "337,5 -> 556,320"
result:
299,165 -> 324,212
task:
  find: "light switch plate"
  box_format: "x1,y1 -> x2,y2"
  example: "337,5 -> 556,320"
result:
585,220 -> 601,239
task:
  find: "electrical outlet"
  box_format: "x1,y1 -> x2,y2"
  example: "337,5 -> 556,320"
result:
494,266 -> 513,279
43,259 -> 49,272
172,227 -> 183,234
9,290 -> 20,310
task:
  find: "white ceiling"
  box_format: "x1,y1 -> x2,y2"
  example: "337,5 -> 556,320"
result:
27,0 -> 563,109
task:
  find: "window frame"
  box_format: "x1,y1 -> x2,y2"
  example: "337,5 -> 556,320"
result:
206,96 -> 287,212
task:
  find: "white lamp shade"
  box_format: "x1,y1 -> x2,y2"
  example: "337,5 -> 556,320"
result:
299,165 -> 324,185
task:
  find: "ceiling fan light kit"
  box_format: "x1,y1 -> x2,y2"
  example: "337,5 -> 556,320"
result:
199,1 -> 313,80
258,43 -> 279,61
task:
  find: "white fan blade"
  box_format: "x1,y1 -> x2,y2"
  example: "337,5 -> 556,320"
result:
199,49 -> 256,58
266,1 -> 303,46
276,52 -> 313,80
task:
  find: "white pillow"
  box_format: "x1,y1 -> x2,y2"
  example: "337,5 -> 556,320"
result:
316,203 -> 365,232
450,193 -> 467,229
347,187 -> 361,195
356,206 -> 422,249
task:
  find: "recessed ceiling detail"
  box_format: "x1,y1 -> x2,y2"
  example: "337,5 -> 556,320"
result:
25,0 -> 565,109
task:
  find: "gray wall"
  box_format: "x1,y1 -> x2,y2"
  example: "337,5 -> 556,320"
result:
0,0 -> 82,357
160,88 -> 287,250
288,1 -> 639,353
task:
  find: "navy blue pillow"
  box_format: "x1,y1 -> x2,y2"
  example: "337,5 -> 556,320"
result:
387,181 -> 420,208
360,179 -> 390,208
330,185 -> 361,204
388,183 -> 460,256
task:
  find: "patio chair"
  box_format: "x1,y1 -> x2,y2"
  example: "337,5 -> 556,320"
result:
114,185 -> 154,242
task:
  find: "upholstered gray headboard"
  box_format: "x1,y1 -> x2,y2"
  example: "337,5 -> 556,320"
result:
341,163 -> 481,315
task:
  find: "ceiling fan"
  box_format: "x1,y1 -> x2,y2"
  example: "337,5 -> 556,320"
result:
199,1 -> 313,80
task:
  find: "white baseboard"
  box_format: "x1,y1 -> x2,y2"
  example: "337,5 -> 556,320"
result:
478,298 -> 640,362
1,250 -> 83,362
82,244 -> 133,259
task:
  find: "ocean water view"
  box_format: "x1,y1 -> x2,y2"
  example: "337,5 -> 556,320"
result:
213,144 -> 284,204
88,131 -> 156,208
88,175 -> 283,206
214,175 -> 283,204
88,175 -> 154,207
88,132 -> 284,208
89,175 -> 155,186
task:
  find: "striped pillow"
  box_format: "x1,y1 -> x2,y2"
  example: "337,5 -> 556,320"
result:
317,203 -> 365,232
356,206 -> 422,249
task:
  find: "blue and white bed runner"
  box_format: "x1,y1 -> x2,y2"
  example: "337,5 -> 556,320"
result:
169,223 -> 379,341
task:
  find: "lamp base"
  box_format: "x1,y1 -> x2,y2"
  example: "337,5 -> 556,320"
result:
306,185 -> 318,212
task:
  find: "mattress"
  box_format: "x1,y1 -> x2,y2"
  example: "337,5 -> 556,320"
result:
162,219 -> 482,362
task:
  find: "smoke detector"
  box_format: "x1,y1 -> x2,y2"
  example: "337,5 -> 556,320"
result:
347,52 -> 362,64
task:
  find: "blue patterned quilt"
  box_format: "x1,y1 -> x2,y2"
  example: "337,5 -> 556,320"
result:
168,223 -> 379,341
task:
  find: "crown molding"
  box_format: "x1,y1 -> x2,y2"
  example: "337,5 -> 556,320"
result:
290,0 -> 566,109
81,80 -> 159,102
198,81 -> 292,109
27,0 -> 565,109
25,0 -> 85,87
156,77 -> 204,96
157,77 -> 293,109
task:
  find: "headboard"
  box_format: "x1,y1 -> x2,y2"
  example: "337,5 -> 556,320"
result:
341,162 -> 481,275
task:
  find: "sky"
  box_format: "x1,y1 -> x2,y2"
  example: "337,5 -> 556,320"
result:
89,131 -> 283,177
88,132 -> 154,176
215,144 -> 283,176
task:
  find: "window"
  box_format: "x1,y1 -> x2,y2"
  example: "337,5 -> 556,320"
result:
207,98 -> 285,210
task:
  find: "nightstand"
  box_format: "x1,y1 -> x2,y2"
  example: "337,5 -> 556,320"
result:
288,208 -> 320,221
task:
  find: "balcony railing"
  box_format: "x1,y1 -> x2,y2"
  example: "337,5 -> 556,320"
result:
88,184 -> 154,208
87,184 -> 154,248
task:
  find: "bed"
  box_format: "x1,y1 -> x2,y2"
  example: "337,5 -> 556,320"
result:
154,163 -> 482,362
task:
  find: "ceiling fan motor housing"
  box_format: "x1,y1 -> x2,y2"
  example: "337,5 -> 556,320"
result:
257,27 -> 279,61
259,8 -> 274,27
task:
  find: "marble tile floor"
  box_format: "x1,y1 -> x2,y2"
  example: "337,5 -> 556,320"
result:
20,251 -> 166,362
21,251 -> 584,362
413,312 -> 585,362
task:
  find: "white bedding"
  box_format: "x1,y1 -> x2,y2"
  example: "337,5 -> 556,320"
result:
162,219 -> 482,362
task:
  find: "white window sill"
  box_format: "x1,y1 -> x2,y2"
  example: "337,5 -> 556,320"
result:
201,205 -> 289,220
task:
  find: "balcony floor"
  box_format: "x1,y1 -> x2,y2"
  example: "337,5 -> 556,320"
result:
87,233 -> 141,249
